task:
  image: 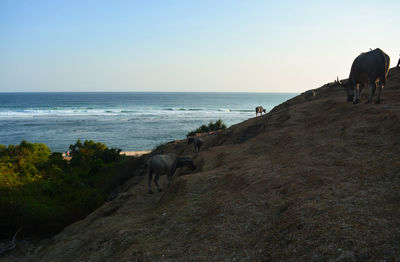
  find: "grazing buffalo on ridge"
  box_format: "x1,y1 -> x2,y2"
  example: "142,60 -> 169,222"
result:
304,90 -> 316,100
255,106 -> 266,116
147,154 -> 195,193
336,48 -> 390,104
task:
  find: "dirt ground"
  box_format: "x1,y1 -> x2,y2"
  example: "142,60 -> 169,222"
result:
2,68 -> 400,261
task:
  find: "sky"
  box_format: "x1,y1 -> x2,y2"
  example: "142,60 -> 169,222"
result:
0,0 -> 399,93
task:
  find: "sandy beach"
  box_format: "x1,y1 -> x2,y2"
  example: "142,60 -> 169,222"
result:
62,150 -> 151,160
120,151 -> 151,157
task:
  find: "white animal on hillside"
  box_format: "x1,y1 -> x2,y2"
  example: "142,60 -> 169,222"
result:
255,106 -> 266,116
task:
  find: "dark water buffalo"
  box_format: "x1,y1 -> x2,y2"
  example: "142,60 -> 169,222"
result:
304,90 -> 316,100
187,137 -> 203,153
255,106 -> 266,116
147,154 -> 195,193
336,48 -> 390,104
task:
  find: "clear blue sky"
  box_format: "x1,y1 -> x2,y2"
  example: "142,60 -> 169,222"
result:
1,0 -> 399,92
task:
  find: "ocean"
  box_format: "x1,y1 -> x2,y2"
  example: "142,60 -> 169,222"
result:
0,92 -> 296,152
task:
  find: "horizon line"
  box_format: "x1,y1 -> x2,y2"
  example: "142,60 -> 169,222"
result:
0,91 -> 299,94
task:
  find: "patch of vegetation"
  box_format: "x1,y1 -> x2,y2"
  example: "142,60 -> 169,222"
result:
186,119 -> 227,137
0,140 -> 124,235
152,142 -> 167,154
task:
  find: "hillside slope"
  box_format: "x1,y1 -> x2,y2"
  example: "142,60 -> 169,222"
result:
18,68 -> 400,261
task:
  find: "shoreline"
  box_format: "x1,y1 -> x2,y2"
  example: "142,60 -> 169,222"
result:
62,150 -> 151,160
120,150 -> 151,157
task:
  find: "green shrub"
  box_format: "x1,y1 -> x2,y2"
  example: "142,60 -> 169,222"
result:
187,119 -> 227,137
0,140 -> 123,235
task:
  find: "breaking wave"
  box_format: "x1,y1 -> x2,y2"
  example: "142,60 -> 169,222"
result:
0,107 -> 256,118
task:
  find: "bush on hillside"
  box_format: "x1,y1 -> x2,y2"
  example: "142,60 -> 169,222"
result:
0,140 -> 123,235
186,119 -> 227,137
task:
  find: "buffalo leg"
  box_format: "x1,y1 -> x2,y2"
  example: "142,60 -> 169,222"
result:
148,170 -> 153,194
353,85 -> 360,104
376,84 -> 383,104
358,84 -> 363,101
167,175 -> 172,188
367,81 -> 376,104
154,174 -> 162,192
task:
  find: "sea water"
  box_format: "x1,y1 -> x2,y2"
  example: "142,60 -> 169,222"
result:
0,92 -> 296,152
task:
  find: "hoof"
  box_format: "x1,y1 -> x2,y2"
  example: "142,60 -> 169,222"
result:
375,100 -> 381,104
158,188 -> 163,192
353,99 -> 360,104
148,190 -> 154,194
365,100 -> 371,104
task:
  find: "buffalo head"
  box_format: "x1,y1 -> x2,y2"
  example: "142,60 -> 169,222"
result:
336,76 -> 354,102
178,157 -> 196,170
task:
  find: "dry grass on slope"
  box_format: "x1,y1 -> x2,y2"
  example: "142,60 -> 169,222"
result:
24,68 -> 400,262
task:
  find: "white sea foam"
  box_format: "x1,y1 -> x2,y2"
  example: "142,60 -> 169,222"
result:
0,107 -> 250,118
